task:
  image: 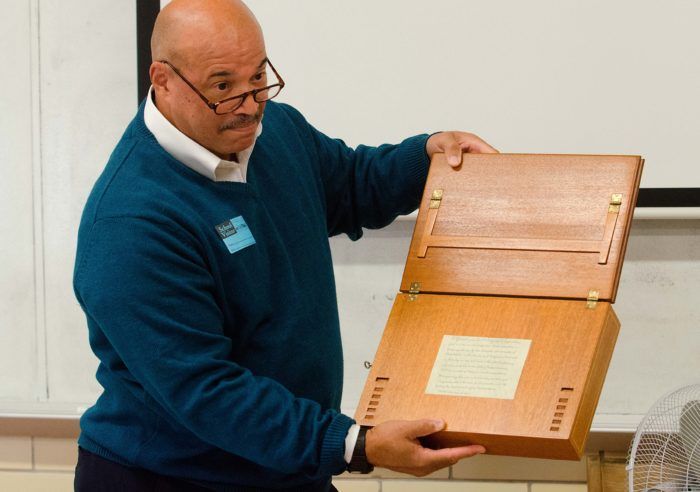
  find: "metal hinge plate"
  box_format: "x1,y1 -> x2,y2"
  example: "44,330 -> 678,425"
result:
429,189 -> 444,209
408,282 -> 421,301
608,193 -> 623,213
587,289 -> 599,309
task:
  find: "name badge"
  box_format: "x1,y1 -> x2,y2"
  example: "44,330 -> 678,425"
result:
214,216 -> 256,254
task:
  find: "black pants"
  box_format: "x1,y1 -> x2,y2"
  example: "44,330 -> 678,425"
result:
74,447 -> 340,492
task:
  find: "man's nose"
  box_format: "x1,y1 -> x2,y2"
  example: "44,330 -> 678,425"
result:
236,92 -> 259,115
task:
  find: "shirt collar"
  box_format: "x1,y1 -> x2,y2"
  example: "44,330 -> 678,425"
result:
143,87 -> 262,183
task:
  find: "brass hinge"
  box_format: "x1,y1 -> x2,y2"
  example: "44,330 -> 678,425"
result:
608,193 -> 623,213
587,290 -> 599,309
430,189 -> 444,209
408,282 -> 421,301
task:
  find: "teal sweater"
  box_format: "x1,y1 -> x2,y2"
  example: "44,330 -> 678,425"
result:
73,100 -> 430,490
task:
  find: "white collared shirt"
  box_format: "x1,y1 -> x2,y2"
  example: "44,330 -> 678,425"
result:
143,87 -> 262,183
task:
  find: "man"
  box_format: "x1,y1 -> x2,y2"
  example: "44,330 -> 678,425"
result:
73,0 -> 497,490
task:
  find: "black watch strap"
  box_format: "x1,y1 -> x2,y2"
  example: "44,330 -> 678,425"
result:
347,426 -> 375,474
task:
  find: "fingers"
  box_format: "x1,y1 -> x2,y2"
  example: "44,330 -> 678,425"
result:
460,133 -> 498,154
425,131 -> 499,167
444,134 -> 463,168
400,445 -> 486,477
425,132 -> 463,167
425,444 -> 487,463
406,419 -> 446,439
412,445 -> 487,476
365,419 -> 486,478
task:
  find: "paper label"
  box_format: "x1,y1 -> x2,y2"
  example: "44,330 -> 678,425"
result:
215,216 -> 256,254
425,335 -> 531,400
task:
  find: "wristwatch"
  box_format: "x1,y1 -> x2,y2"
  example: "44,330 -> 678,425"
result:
347,426 -> 375,474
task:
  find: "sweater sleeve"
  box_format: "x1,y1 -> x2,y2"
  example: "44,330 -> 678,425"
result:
73,216 -> 353,479
278,104 -> 431,239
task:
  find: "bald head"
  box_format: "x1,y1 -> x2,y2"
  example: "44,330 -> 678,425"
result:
151,0 -> 264,65
148,0 -> 272,159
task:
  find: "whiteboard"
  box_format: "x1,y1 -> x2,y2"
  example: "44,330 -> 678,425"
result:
0,0 -> 39,402
0,0 -> 137,408
39,0 -> 137,402
248,0 -> 700,192
154,0 -> 700,192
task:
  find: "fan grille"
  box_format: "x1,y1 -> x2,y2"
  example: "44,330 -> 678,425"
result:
628,384 -> 700,492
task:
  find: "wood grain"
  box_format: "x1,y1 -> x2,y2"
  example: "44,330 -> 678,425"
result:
356,294 -> 620,460
401,153 -> 643,302
586,451 -> 628,492
356,153 -> 641,460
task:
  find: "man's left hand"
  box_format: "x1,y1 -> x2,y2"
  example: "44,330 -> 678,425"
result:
426,131 -> 498,168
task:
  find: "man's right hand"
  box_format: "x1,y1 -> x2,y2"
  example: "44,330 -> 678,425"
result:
364,419 -> 486,477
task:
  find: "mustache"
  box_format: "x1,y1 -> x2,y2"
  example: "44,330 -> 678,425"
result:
218,111 -> 262,131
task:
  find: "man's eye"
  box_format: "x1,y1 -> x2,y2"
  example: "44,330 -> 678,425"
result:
253,73 -> 264,81
216,82 -> 229,91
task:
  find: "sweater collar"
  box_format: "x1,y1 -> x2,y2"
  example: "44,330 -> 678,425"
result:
143,87 -> 262,183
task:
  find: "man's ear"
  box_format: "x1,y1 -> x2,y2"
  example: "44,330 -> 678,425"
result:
150,62 -> 169,93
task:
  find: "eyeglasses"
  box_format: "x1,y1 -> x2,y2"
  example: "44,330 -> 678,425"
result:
159,59 -> 285,115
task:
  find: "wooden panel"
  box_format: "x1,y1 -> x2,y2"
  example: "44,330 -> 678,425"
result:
356,294 -> 620,460
586,451 -> 628,492
570,308 -> 620,453
401,154 -> 643,301
0,417 -> 79,439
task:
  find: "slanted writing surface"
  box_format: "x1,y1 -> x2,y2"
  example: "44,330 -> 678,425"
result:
356,153 -> 642,459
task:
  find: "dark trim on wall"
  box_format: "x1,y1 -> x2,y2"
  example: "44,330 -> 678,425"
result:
136,0 -> 160,103
637,188 -> 700,207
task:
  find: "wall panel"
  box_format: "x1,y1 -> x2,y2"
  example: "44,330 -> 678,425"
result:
40,0 -> 137,402
0,0 -> 39,402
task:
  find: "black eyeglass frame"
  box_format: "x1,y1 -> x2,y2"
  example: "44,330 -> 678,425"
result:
158,58 -> 285,115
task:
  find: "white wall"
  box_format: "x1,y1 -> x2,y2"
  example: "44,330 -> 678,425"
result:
0,0 -> 698,432
248,0 -> 700,189
0,0 -> 39,402
0,0 -> 136,408
38,0 -> 137,402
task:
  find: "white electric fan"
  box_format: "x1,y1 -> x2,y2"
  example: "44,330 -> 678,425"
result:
627,384 -> 700,491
